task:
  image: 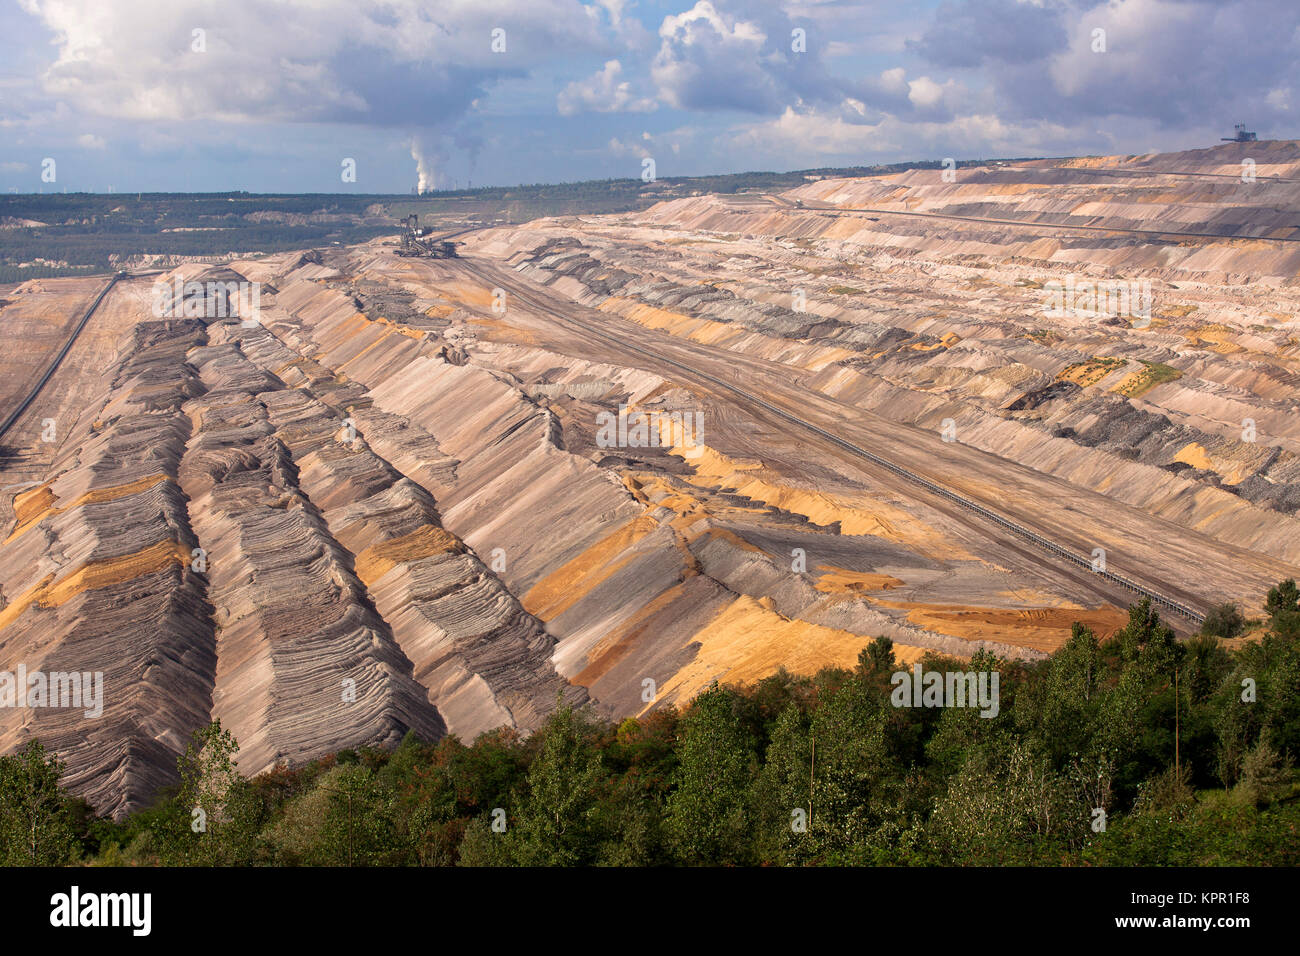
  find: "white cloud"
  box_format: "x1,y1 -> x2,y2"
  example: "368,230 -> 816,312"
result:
8,0 -> 1297,190
15,0 -> 610,124
879,67 -> 908,96
908,76 -> 962,111
727,102 -> 1080,164
594,0 -> 628,29
727,105 -> 890,158
607,134 -> 652,158
651,1 -> 786,113
557,60 -> 656,116
907,77 -> 943,109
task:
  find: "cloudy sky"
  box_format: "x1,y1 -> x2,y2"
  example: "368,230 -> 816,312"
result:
2,0 -> 1297,193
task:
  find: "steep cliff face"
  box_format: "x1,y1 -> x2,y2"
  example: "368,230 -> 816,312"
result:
0,320 -> 217,815
0,269 -> 586,816
177,332 -> 448,779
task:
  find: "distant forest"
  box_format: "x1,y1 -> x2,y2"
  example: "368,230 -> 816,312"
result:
0,193 -> 392,282
2,584 -> 1297,867
1,156 -> 1042,283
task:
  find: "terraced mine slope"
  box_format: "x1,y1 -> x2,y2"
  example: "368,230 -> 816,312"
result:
2,142 -> 1297,815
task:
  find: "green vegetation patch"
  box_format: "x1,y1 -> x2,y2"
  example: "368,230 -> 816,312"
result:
1118,360 -> 1184,397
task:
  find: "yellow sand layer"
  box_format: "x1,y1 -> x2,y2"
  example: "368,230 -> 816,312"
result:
873,600 -> 1128,654
647,593 -> 927,712
274,356 -> 322,380
11,485 -> 54,533
625,473 -> 709,521
353,525 -> 462,587
374,315 -> 427,340
601,296 -> 852,372
7,475 -> 172,543
665,441 -> 968,560
696,526 -> 765,554
997,587 -> 1083,608
814,566 -> 906,594
1169,442 -> 1247,486
524,513 -> 664,620
574,581 -> 693,686
910,332 -> 962,352
1174,442 -> 1214,471
333,314 -> 410,370
466,316 -> 540,346
601,297 -> 739,349
446,280 -> 497,309
0,539 -> 189,633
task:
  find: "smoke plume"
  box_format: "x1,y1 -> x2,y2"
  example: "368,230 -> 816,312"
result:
410,138 -> 437,194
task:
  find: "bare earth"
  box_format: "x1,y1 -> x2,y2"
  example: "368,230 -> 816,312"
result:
1,142 -> 1297,815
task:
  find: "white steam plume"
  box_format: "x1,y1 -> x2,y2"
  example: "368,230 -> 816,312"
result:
410,138 -> 436,194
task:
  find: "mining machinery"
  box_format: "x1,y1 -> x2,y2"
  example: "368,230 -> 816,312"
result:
397,214 -> 458,258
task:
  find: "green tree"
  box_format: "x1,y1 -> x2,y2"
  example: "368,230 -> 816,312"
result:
168,720 -> 262,864
456,813 -> 515,866
592,774 -> 667,866
1265,579 -> 1299,616
511,703 -> 603,866
666,685 -> 756,865
0,740 -> 78,866
1213,627 -> 1300,785
1266,579 -> 1300,639
1202,603 -> 1245,640
926,739 -> 1080,864
750,703 -> 813,865
444,727 -> 528,816
1183,632 -> 1232,703
809,676 -> 891,858
857,636 -> 896,678
1031,624 -> 1102,762
270,762 -> 401,865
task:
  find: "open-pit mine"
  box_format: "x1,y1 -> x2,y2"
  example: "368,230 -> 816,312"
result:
2,141 -> 1297,817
